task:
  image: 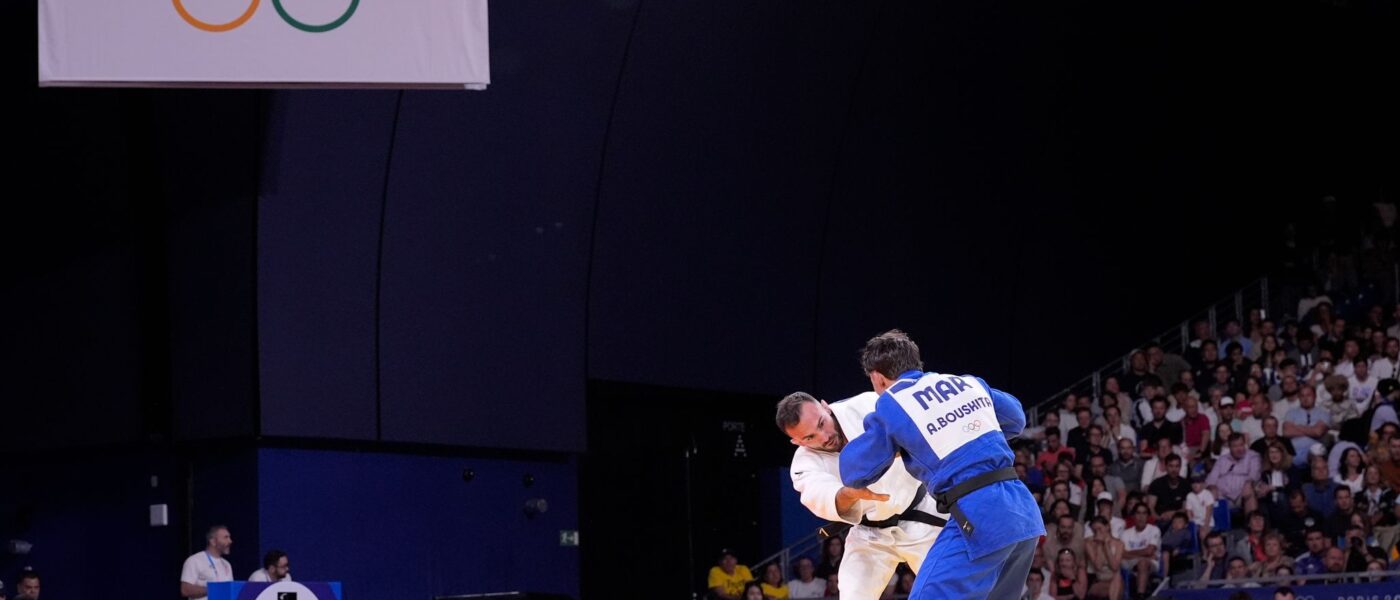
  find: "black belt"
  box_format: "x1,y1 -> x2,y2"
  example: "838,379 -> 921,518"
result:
932,467 -> 1019,536
860,485 -> 949,529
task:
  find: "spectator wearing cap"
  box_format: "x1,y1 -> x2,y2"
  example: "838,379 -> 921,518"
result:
708,549 -> 754,600
1083,493 -> 1125,540
1207,433 -> 1260,505
1217,395 -> 1243,432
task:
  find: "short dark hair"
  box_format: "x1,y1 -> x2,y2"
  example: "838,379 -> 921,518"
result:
860,329 -> 923,379
775,392 -> 818,431
1170,382 -> 1190,395
1165,453 -> 1181,465
1274,586 -> 1296,599
1228,433 -> 1245,444
263,549 -> 287,570
17,571 -> 39,585
206,525 -> 228,542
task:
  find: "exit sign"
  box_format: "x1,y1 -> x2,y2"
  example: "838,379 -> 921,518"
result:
559,530 -> 579,546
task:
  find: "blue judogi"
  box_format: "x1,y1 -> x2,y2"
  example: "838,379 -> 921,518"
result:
840,370 -> 1045,599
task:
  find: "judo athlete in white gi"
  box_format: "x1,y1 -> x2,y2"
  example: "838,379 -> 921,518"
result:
777,391 -> 948,600
841,330 -> 1044,599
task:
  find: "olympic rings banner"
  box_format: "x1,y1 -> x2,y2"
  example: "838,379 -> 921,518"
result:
39,0 -> 489,89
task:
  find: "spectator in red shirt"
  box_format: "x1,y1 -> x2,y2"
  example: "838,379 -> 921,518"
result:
1180,395 -> 1212,459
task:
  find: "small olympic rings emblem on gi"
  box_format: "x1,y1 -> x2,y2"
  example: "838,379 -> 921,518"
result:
962,420 -> 983,433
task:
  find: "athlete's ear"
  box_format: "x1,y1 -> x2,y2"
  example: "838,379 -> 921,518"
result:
869,371 -> 892,394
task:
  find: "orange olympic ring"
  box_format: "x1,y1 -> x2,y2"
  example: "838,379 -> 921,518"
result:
172,0 -> 261,33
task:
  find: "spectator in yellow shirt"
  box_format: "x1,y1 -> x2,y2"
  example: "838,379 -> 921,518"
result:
708,549 -> 754,600
759,563 -> 789,599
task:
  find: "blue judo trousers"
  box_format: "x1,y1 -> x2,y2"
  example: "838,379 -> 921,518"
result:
841,370 -> 1045,599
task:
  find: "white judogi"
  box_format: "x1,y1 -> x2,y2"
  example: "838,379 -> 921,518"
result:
790,392 -> 947,600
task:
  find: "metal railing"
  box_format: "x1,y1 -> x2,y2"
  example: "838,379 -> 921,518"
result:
1168,568 -> 1400,590
1026,278 -> 1272,427
750,528 -> 829,591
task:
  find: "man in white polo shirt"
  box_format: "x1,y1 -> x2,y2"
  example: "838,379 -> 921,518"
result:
181,525 -> 234,600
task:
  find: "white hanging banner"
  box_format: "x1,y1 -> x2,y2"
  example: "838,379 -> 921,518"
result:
39,0 -> 490,89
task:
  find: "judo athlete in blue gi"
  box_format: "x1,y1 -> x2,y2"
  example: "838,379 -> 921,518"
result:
840,330 -> 1044,599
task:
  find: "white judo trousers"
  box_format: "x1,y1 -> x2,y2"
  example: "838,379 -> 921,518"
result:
790,393 -> 946,600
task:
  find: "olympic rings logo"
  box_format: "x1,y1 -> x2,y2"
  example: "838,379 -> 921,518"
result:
962,420 -> 983,433
172,0 -> 360,33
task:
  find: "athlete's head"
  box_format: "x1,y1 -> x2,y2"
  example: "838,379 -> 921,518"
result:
777,392 -> 846,452
861,329 -> 923,393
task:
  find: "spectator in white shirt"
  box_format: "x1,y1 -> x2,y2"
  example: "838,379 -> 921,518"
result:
181,525 -> 234,600
249,549 -> 291,583
1348,359 -> 1378,410
1371,338 -> 1398,380
787,557 -> 826,599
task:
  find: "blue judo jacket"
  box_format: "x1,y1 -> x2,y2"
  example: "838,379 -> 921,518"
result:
840,370 -> 1045,559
